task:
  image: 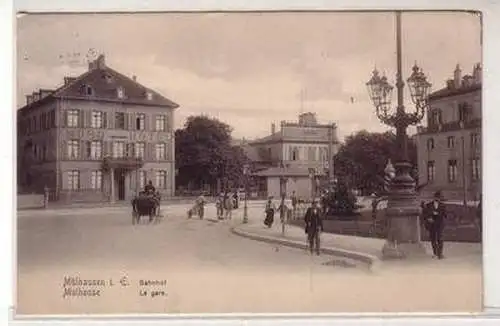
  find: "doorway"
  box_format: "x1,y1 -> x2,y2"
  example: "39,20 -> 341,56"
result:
116,169 -> 126,201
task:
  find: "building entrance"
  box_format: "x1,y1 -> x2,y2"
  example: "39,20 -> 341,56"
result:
115,169 -> 126,201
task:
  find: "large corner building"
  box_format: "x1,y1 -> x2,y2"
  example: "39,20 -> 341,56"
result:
17,55 -> 179,203
415,63 -> 482,201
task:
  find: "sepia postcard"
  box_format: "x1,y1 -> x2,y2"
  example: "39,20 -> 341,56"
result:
15,10 -> 483,316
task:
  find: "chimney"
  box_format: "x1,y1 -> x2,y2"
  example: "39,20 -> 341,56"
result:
32,92 -> 40,102
132,75 -> 137,82
271,123 -> 276,134
26,95 -> 33,105
446,79 -> 454,89
88,54 -> 106,71
454,64 -> 462,88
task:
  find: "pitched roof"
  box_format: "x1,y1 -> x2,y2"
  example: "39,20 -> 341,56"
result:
428,83 -> 481,101
18,54 -> 179,113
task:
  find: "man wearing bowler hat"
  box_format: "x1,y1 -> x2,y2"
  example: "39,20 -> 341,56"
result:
423,191 -> 447,259
304,199 -> 323,255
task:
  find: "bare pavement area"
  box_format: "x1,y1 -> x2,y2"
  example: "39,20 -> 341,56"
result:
16,201 -> 482,315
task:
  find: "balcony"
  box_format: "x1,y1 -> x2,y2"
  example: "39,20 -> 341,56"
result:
419,118 -> 481,134
102,155 -> 144,171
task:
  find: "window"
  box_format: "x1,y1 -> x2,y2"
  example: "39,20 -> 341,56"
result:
447,160 -> 457,182
67,140 -> 79,159
290,147 -> 299,161
458,103 -> 470,123
67,109 -> 79,127
32,116 -> 37,132
471,133 -> 480,148
126,143 -> 135,157
155,115 -> 166,131
41,144 -> 47,161
155,143 -> 166,160
136,142 -> 145,158
90,141 -> 102,159
472,158 -> 481,181
146,91 -> 153,101
91,170 -> 103,190
91,111 -> 104,128
85,85 -> 93,96
308,147 -> 317,161
136,113 -> 145,130
447,136 -> 455,149
41,113 -> 46,129
321,148 -> 328,161
67,170 -> 80,190
427,161 -> 435,182
138,170 -> 146,189
113,141 -> 125,158
115,112 -> 125,129
427,138 -> 435,150
155,170 -> 167,189
117,87 -> 125,99
50,110 -> 56,128
431,110 -> 442,126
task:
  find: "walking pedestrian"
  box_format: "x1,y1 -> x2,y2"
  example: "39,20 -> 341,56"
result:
264,196 -> 276,227
216,193 -> 224,220
196,194 -> 206,219
304,199 -> 323,255
224,193 -> 233,220
423,191 -> 447,259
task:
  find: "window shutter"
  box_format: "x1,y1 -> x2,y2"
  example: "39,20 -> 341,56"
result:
153,114 -> 157,131
124,112 -> 129,130
129,113 -> 134,130
85,110 -> 91,128
62,140 -> 68,160
144,114 -> 149,131
79,109 -> 84,128
80,140 -> 85,160
62,110 -> 68,127
103,112 -> 108,129
86,141 -> 91,159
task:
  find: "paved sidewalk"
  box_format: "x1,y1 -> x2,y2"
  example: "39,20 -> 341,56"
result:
231,207 -> 482,271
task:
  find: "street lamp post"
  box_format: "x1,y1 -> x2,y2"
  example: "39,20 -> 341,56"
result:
243,164 -> 250,224
366,11 -> 432,259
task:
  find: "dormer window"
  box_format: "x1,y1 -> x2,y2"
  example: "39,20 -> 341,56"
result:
82,84 -> 93,96
146,91 -> 153,101
117,87 -> 125,99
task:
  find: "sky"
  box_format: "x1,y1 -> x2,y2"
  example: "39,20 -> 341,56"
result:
16,11 -> 481,141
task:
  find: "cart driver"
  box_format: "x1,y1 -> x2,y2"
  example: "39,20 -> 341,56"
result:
144,180 -> 156,195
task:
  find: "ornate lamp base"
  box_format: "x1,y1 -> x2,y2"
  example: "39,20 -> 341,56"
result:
382,164 -> 427,259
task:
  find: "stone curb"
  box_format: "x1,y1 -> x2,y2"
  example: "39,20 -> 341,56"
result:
230,225 -> 381,272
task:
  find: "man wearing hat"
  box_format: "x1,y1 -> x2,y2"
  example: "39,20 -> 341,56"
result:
423,191 -> 447,259
304,199 -> 324,255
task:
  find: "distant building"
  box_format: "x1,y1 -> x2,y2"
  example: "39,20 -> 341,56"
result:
17,54 -> 179,203
246,112 -> 339,199
415,63 -> 482,201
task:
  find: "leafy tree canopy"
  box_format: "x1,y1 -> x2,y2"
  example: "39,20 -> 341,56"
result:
334,130 -> 417,195
175,115 -> 248,193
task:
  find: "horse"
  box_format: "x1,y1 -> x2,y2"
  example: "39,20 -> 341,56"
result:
131,192 -> 161,225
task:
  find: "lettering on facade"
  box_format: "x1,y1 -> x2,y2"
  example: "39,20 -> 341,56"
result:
86,129 -> 104,140
67,128 -> 84,139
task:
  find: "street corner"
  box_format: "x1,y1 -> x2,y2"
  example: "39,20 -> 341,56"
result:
230,223 -> 378,271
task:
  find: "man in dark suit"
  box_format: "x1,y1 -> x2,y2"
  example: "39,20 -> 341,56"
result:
423,191 -> 447,259
304,199 -> 324,255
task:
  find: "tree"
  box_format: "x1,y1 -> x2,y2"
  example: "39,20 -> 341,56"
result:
175,115 -> 249,194
333,130 -> 417,195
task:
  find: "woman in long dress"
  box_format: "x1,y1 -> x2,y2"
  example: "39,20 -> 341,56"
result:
264,197 -> 276,227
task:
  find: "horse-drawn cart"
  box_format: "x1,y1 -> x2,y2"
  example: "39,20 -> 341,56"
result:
131,193 -> 162,224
